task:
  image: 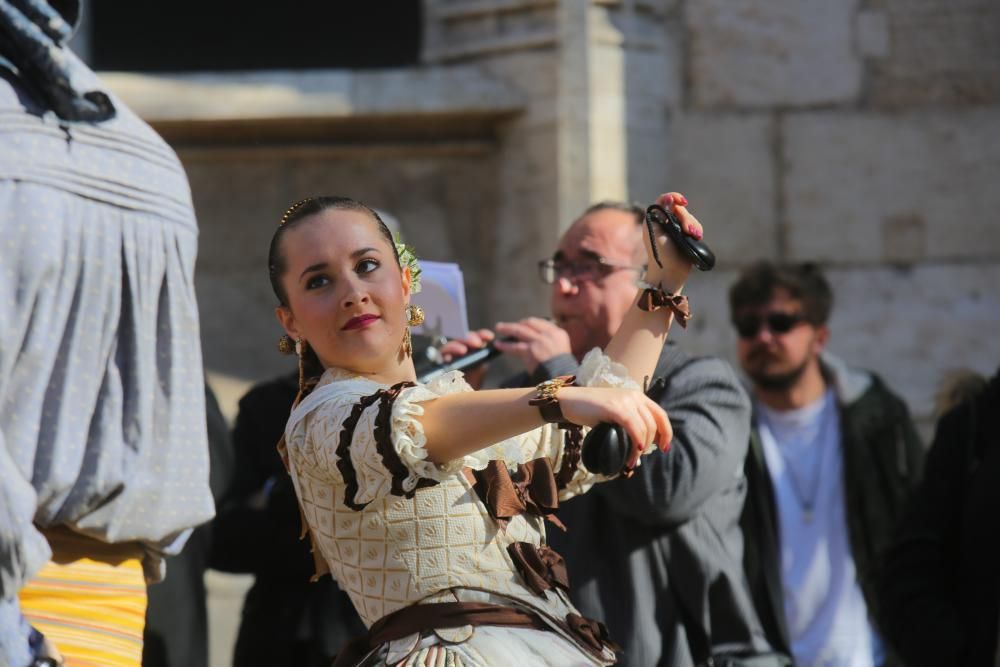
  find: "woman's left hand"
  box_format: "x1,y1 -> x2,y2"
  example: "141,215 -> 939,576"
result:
644,191 -> 703,293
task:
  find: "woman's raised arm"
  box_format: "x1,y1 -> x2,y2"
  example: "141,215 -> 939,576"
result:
603,192 -> 701,386
415,193 -> 701,467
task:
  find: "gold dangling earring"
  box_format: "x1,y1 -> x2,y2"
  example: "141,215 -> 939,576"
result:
277,334 -> 294,355
407,304 -> 425,327
400,304 -> 424,358
294,337 -> 307,400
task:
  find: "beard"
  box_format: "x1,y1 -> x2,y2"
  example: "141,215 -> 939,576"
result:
745,353 -> 811,391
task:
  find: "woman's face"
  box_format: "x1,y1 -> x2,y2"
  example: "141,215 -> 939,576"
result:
275,208 -> 410,376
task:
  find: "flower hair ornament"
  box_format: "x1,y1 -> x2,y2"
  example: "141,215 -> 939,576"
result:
395,234 -> 422,294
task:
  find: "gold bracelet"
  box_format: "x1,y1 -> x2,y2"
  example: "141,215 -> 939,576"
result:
529,375 -> 576,424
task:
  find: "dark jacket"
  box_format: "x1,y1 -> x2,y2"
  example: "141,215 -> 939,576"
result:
210,373 -> 364,667
509,344 -> 774,667
741,353 -> 925,666
879,368 -> 1000,667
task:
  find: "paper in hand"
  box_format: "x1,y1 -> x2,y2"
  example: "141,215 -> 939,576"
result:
410,260 -> 470,340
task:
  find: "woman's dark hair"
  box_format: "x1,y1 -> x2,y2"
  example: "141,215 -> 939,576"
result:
728,261 -> 834,326
267,195 -> 400,307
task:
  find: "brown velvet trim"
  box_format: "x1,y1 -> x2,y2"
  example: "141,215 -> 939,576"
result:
332,601 -> 549,667
335,391 -> 385,511
472,459 -> 565,532
373,381 -> 439,498
555,425 -> 584,490
637,285 -> 691,328
507,541 -> 570,597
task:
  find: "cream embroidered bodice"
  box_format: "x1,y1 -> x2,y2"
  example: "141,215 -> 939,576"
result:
283,349 -> 640,659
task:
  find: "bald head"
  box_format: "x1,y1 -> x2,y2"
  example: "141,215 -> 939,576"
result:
550,205 -> 647,357
569,202 -> 646,261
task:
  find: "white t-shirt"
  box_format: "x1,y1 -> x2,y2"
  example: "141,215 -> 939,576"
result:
757,389 -> 882,667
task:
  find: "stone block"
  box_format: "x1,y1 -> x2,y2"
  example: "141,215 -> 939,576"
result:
783,108 -> 1000,263
666,112 -> 778,263
104,67 -> 522,123
871,0 -> 1000,106
824,262 -> 1000,421
856,9 -> 890,59
686,0 -> 863,108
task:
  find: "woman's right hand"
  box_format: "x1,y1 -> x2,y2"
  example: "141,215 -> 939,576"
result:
645,192 -> 704,293
558,386 -> 672,468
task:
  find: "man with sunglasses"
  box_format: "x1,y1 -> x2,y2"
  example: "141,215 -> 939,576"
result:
730,262 -> 925,667
443,201 -> 783,666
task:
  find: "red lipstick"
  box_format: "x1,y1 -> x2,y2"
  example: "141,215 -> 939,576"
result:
342,314 -> 380,330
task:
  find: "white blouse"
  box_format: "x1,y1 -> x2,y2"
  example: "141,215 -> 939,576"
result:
283,349 -> 642,664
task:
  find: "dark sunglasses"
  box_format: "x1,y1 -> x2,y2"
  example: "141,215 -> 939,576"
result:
733,312 -> 805,339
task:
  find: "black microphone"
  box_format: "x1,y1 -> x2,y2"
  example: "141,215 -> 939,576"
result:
417,343 -> 504,384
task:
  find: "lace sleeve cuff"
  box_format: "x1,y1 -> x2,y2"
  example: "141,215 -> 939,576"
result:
390,372 -> 497,489
576,348 -> 641,390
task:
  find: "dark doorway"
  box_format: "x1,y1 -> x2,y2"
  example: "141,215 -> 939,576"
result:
89,2 -> 422,72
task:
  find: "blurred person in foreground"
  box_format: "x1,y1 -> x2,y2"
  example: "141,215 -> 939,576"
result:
730,262 -> 924,667
0,2 -> 213,664
879,366 -> 999,666
443,200 -> 783,666
142,385 -> 234,667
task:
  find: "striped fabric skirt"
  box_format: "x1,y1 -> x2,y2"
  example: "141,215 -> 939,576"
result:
18,528 -> 147,667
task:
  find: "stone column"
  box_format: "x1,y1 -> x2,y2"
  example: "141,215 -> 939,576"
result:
423,0 -> 676,321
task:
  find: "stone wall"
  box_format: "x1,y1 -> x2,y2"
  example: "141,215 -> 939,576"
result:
100,0 -> 1000,429
86,2 -> 1000,664
660,0 -> 1000,430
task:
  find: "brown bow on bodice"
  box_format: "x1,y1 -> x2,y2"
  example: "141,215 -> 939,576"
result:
473,458 -> 566,531
565,612 -> 622,654
507,541 -> 570,597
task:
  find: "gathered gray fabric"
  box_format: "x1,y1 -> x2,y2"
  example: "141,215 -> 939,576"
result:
0,45 -> 213,613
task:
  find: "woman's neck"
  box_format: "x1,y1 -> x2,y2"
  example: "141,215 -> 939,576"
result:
329,354 -> 417,386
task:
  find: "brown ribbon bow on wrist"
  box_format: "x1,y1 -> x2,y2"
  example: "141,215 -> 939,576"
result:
637,284 -> 692,328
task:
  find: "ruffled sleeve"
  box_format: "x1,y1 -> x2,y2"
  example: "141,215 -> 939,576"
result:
286,371 -> 512,512
576,347 -> 641,390
390,372 -> 518,483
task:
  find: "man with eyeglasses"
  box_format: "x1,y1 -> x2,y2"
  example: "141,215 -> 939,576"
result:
443,201 -> 784,667
729,262 -> 925,667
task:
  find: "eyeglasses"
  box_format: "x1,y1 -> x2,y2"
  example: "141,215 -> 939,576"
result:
537,257 -> 645,285
733,312 -> 805,339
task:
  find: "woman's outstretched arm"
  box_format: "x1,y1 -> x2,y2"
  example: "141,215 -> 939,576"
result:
417,384 -> 671,465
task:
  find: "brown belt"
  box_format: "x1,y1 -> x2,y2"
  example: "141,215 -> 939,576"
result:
333,601 -> 549,666
39,525 -> 145,566
334,599 -> 621,666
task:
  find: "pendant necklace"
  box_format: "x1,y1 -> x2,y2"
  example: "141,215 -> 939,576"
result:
768,399 -> 832,525
782,453 -> 822,524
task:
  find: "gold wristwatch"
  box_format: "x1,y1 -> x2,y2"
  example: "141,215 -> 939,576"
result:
529,375 -> 576,424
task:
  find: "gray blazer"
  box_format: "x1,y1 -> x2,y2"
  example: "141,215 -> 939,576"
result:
512,344 -> 772,666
